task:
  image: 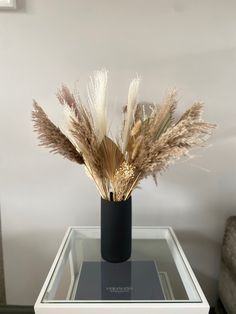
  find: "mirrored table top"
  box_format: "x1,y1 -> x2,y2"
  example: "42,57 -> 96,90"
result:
39,227 -> 206,305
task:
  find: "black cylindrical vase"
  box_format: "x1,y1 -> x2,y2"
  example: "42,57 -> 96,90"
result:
101,196 -> 132,263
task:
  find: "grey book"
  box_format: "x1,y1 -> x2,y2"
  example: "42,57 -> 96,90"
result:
75,260 -> 165,301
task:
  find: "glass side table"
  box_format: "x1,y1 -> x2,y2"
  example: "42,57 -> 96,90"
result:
35,227 -> 209,314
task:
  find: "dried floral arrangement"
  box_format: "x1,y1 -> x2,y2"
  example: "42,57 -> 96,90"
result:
32,70 -> 215,201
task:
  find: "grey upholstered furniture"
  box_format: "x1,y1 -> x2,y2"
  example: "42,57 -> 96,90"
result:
216,216 -> 236,314
0,210 -> 34,314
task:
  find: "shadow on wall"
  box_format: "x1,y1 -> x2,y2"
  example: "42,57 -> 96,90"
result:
17,0 -> 27,12
176,229 -> 221,305
3,228 -> 65,305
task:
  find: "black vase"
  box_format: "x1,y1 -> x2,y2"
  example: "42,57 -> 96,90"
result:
101,196 -> 132,263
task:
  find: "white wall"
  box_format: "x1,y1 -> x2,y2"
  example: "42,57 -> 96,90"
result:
0,0 -> 236,306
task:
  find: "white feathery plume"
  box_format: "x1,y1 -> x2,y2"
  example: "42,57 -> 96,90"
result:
87,69 -> 108,143
122,76 -> 141,152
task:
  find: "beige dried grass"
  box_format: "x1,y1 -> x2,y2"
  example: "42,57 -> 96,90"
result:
32,71 -> 216,201
32,101 -> 84,164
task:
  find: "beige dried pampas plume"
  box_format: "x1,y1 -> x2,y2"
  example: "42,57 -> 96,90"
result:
32,101 -> 84,164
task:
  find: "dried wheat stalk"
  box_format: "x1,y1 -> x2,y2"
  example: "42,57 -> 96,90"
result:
32,70 -> 216,201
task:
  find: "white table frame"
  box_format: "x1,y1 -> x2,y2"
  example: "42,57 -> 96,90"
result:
35,226 -> 209,314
